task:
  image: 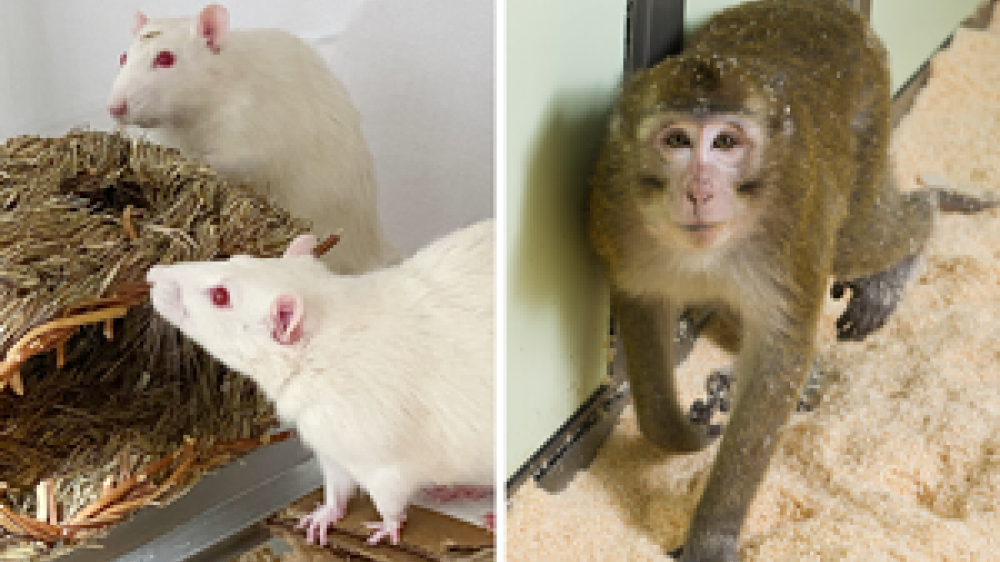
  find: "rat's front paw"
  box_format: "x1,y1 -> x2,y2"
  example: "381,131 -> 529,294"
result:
298,502 -> 347,546
365,514 -> 406,545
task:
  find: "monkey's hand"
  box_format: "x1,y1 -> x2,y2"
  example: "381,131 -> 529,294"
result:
832,254 -> 918,341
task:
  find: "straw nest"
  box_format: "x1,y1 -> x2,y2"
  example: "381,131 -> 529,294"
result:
0,130 -> 316,560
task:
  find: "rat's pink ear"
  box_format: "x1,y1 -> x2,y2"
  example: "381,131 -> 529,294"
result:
283,234 -> 317,258
270,294 -> 304,345
196,4 -> 230,52
131,11 -> 149,36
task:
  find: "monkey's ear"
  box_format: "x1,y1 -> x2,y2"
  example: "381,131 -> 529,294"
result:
196,4 -> 230,52
270,294 -> 304,345
131,11 -> 149,36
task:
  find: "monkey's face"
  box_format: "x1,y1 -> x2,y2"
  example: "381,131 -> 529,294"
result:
633,112 -> 766,251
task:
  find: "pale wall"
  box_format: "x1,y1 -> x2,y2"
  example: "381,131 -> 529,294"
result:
872,0 -> 983,92
506,0 -> 625,477
0,0 -> 494,256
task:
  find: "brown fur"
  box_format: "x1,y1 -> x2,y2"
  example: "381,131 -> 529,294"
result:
587,1 -> 994,560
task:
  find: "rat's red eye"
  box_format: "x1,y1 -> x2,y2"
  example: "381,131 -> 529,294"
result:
119,52 -> 127,66
209,286 -> 230,308
153,50 -> 176,68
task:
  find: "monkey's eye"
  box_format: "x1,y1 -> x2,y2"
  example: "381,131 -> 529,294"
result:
153,50 -> 176,69
119,52 -> 127,66
638,176 -> 663,191
208,286 -> 231,308
738,180 -> 763,195
713,133 -> 740,150
662,131 -> 692,148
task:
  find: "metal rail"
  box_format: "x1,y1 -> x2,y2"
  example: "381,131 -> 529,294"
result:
56,437 -> 321,562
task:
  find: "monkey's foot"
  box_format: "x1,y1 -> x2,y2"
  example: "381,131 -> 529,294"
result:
298,501 -> 348,546
832,253 -> 918,341
688,368 -> 733,437
692,362 -> 824,417
365,516 -> 405,545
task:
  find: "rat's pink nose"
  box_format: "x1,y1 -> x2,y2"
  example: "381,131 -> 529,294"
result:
109,100 -> 128,118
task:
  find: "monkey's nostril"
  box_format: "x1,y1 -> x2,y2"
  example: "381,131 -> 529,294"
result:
687,190 -> 713,205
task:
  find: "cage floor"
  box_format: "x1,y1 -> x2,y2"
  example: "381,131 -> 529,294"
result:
507,18 -> 1000,562
232,488 -> 494,562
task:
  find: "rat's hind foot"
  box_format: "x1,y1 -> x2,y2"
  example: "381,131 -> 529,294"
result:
298,501 -> 347,546
832,253 -> 918,341
365,515 -> 406,545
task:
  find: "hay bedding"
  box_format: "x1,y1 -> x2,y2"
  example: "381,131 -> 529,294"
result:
507,19 -> 1000,562
0,130 -> 318,560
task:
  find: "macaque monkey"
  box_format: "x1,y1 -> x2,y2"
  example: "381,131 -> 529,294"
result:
588,1 -> 996,560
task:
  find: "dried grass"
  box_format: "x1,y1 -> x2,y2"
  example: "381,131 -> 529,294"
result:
0,130 -> 315,560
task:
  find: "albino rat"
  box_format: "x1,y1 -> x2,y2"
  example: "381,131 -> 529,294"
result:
110,4 -> 399,274
146,219 -> 495,545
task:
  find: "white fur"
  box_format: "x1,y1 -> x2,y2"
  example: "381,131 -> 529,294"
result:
146,219 -> 494,540
110,6 -> 399,274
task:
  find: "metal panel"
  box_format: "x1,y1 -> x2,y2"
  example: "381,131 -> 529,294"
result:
57,437 -> 320,562
626,0 -> 685,72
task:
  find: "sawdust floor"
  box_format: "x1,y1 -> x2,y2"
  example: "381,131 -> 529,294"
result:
507,21 -> 1000,562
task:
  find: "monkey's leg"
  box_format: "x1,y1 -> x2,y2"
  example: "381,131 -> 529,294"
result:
614,291 -> 711,453
832,186 -> 935,341
679,326 -> 816,562
835,183 -> 1000,340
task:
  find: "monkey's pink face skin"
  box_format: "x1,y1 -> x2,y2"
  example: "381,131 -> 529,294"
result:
637,114 -> 763,250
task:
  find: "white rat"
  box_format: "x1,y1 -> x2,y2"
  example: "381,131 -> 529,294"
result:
110,4 -> 399,274
146,219 -> 495,545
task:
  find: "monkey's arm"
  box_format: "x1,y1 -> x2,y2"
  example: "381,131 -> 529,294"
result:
681,311 -> 820,562
614,291 -> 711,453
678,242 -> 829,561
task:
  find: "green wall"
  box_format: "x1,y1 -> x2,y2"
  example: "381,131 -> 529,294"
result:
872,0 -> 982,92
506,0 -> 625,478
